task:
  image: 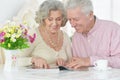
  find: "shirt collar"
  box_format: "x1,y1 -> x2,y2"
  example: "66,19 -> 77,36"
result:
87,16 -> 100,37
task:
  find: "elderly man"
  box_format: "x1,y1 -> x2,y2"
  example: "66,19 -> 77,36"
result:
65,0 -> 120,69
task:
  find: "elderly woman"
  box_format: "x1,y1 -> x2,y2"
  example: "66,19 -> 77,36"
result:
18,0 -> 72,69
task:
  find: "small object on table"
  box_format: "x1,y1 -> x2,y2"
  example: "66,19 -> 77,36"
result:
58,66 -> 73,71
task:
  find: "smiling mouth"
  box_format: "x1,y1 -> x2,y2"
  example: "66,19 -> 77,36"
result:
53,27 -> 58,29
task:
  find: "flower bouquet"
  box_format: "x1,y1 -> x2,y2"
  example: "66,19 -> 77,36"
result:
0,21 -> 36,71
0,21 -> 36,50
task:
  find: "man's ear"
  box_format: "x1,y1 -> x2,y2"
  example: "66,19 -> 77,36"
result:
88,11 -> 94,20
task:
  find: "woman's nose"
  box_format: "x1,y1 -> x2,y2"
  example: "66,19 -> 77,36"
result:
53,20 -> 57,25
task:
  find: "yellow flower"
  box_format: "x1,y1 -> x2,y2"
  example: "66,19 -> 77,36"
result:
5,33 -> 11,38
8,43 -> 11,48
17,29 -> 22,34
10,28 -> 15,34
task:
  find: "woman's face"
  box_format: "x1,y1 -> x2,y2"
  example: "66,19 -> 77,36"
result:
44,10 -> 63,34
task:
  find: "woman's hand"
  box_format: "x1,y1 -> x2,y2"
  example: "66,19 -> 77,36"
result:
31,57 -> 49,69
56,58 -> 66,66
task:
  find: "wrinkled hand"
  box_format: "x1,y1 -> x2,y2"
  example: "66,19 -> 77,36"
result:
56,58 -> 66,66
31,57 -> 49,69
66,57 -> 90,69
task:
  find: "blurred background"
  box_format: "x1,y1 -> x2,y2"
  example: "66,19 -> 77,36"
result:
0,0 -> 120,36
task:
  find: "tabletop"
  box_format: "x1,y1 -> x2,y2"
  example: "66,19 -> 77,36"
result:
0,65 -> 120,80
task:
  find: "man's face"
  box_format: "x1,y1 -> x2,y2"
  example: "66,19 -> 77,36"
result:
67,7 -> 91,33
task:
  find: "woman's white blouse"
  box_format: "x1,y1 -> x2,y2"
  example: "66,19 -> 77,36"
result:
17,28 -> 72,67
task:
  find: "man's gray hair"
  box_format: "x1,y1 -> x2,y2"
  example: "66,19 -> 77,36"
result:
65,0 -> 93,15
35,0 -> 67,26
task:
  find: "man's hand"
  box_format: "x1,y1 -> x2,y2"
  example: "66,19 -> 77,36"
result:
31,57 -> 49,69
66,57 -> 90,69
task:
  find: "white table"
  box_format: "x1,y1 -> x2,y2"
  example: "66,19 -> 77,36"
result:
0,66 -> 120,80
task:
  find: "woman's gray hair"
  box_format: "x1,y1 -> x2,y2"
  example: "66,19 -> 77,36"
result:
65,0 -> 93,15
35,0 -> 67,26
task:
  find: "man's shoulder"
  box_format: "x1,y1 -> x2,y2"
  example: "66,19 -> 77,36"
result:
99,19 -> 120,28
97,19 -> 120,31
97,19 -> 120,36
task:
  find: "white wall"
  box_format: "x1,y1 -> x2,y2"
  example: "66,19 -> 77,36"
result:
0,0 -> 25,24
91,0 -> 120,24
92,0 -> 112,20
0,0 -> 120,26
112,0 -> 120,24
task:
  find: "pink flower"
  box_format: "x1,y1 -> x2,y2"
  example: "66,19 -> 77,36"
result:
20,24 -> 28,29
28,33 -> 36,43
0,32 -> 5,43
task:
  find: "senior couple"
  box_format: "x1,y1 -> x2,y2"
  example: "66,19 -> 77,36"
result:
18,0 -> 120,69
